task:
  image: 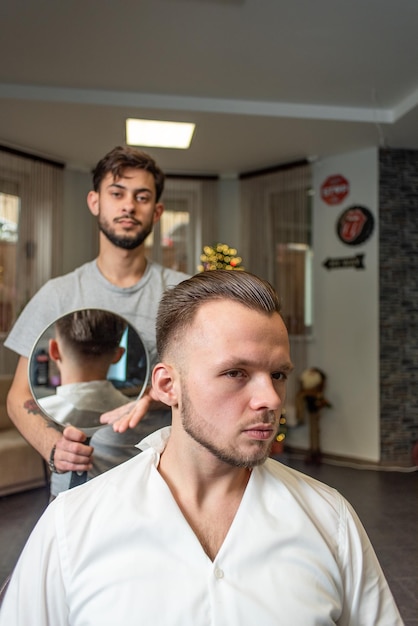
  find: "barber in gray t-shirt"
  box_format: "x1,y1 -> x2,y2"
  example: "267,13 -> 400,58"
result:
5,145 -> 188,496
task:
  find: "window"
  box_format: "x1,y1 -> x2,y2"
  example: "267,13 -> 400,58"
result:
0,190 -> 20,333
269,188 -> 313,336
145,179 -> 204,275
146,205 -> 191,274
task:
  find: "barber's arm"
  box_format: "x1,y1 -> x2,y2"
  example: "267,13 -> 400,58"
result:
7,356 -> 93,474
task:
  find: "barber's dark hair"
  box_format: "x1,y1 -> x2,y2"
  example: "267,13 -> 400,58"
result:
156,270 -> 282,358
91,145 -> 165,201
55,309 -> 127,358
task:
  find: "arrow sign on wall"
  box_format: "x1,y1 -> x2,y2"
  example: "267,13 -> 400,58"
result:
323,254 -> 365,270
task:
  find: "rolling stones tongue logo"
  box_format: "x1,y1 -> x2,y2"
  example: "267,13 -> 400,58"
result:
336,206 -> 374,246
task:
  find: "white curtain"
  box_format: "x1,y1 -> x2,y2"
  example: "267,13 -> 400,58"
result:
0,147 -> 64,374
240,162 -> 312,423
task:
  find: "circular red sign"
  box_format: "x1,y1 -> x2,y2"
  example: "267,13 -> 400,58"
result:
321,174 -> 349,205
336,205 -> 375,246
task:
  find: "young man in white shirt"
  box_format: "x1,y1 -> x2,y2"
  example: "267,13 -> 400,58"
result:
0,270 -> 403,625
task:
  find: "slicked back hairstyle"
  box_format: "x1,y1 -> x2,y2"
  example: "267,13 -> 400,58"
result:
156,270 -> 282,359
91,145 -> 165,201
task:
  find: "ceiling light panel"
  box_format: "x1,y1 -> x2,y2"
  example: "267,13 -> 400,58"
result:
126,118 -> 195,149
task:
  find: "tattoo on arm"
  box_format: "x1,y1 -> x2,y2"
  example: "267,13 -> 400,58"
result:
23,398 -> 61,431
24,398 -> 42,415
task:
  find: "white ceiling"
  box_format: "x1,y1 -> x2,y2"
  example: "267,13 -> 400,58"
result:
1,0 -> 418,176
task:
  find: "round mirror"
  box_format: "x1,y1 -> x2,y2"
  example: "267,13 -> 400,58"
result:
28,308 -> 150,433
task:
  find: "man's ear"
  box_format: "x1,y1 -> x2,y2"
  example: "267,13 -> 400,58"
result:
152,363 -> 178,407
153,202 -> 164,224
111,346 -> 125,364
87,190 -> 100,217
48,339 -> 61,362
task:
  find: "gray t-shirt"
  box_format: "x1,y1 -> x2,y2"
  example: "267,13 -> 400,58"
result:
5,259 -> 189,495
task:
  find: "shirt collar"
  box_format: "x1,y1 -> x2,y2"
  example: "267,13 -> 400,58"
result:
136,425 -> 171,454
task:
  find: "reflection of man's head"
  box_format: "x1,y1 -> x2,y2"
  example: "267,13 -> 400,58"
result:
55,309 -> 127,365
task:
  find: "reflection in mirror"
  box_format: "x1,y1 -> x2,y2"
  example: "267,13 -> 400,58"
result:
29,308 -> 150,489
28,308 -> 150,432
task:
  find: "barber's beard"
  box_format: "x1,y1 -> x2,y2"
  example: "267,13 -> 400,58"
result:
180,382 -> 275,469
98,215 -> 153,250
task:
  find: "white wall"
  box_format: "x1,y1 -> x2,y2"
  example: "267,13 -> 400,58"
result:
287,148 -> 380,461
62,168 -> 98,274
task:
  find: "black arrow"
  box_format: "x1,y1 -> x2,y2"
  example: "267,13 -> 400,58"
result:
323,254 -> 365,270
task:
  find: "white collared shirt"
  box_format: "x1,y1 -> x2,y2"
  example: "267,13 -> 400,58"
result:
0,427 -> 403,625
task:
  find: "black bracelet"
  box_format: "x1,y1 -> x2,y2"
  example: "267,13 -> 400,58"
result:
48,444 -> 58,473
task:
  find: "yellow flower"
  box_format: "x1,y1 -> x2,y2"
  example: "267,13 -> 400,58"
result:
198,243 -> 244,272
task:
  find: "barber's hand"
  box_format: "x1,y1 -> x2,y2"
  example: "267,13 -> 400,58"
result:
53,425 -> 94,474
100,388 -> 157,433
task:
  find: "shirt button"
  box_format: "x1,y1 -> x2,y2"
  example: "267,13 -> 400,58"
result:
214,567 -> 224,580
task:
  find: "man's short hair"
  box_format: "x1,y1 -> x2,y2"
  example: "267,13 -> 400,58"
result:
156,270 -> 282,358
92,146 -> 165,201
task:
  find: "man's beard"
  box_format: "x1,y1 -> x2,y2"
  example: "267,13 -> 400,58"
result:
180,382 -> 276,469
98,215 -> 153,250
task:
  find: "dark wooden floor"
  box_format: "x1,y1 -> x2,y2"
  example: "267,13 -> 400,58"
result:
285,456 -> 418,625
0,484 -> 49,585
1,456 -> 417,624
